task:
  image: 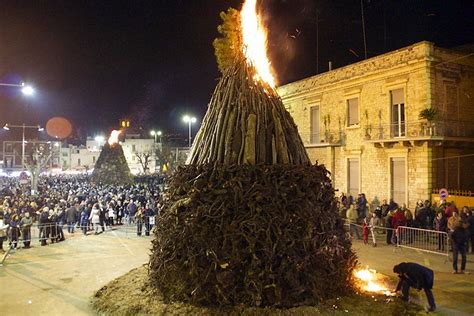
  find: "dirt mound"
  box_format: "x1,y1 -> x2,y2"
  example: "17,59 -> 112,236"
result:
92,265 -> 423,315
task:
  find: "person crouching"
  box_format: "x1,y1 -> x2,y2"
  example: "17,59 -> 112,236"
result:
393,262 -> 436,312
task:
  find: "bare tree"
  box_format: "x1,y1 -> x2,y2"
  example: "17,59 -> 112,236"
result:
135,151 -> 154,174
25,146 -> 52,194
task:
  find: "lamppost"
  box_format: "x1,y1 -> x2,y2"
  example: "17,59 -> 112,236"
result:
183,115 -> 197,147
94,135 -> 105,149
0,82 -> 35,95
150,130 -> 162,144
3,123 -> 44,169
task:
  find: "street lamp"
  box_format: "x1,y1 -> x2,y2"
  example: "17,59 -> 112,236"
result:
94,135 -> 105,149
3,123 -> 44,169
0,82 -> 35,96
183,115 -> 197,147
150,130 -> 163,144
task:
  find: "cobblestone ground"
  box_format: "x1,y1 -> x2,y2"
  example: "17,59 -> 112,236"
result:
1,227 -> 473,315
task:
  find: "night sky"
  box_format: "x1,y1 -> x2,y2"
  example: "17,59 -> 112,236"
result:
0,0 -> 472,142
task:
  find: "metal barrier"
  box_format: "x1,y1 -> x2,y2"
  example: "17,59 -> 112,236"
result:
343,219 -> 397,246
396,226 -> 449,258
2,216 -> 156,250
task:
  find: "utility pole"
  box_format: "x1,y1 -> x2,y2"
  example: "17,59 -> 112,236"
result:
361,0 -> 368,59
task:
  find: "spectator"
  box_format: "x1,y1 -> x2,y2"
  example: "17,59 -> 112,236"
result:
0,214 -> 9,253
433,211 -> 448,251
386,210 -> 395,245
66,203 -> 77,234
451,222 -> 469,274
347,203 -> 361,240
467,209 -> 474,253
447,211 -> 461,234
89,203 -> 101,235
9,214 -> 21,250
20,212 -> 33,248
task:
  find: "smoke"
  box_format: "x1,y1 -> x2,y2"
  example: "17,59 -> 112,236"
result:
259,0 -> 319,85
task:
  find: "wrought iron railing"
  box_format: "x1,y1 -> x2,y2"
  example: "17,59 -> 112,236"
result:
300,131 -> 345,146
364,120 -> 474,141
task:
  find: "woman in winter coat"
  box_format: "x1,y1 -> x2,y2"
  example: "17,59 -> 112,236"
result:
89,204 -> 101,235
9,214 -> 21,249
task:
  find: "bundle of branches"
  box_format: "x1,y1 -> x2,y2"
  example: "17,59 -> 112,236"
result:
149,164 -> 356,307
150,54 -> 355,307
187,59 -> 309,166
92,142 -> 133,185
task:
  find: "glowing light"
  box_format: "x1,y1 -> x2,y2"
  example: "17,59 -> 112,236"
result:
241,0 -> 276,87
21,86 -> 34,95
108,130 -> 121,146
353,268 -> 395,296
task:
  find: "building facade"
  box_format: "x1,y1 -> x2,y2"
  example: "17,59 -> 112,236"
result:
277,41 -> 474,208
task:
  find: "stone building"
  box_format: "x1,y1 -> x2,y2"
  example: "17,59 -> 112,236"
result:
277,41 -> 474,208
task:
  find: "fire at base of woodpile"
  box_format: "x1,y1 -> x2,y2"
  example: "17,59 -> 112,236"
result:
149,164 -> 356,307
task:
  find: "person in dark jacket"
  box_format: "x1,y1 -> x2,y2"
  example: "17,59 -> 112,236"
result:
393,262 -> 436,312
20,212 -> 33,248
451,222 -> 468,274
433,211 -> 448,251
385,211 -> 394,244
66,204 -> 77,233
38,207 -> 49,246
9,214 -> 21,249
468,210 -> 474,253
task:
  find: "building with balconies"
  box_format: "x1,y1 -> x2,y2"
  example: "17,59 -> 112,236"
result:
278,41 -> 474,208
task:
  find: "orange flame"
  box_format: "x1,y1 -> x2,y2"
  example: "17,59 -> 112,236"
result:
241,0 -> 276,87
108,130 -> 121,146
353,268 -> 394,296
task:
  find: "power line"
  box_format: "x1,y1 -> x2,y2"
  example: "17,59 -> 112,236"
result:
432,153 -> 474,161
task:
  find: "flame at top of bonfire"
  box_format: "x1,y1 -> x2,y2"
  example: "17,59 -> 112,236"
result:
241,0 -> 276,87
108,130 -> 121,146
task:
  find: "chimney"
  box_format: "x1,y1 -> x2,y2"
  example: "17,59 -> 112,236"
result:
328,61 -> 333,71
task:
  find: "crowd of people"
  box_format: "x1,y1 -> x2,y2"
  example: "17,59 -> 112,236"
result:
340,193 -> 474,274
0,175 -> 164,253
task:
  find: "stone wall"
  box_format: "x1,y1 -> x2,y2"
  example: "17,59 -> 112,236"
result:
279,41 -> 474,209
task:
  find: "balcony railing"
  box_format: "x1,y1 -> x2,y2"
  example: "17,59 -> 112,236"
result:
364,120 -> 474,141
300,131 -> 344,146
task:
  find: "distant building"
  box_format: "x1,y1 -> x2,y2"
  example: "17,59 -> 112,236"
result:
277,41 -> 474,208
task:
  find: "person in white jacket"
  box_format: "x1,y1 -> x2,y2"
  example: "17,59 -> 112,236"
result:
89,204 -> 101,235
0,214 -> 9,252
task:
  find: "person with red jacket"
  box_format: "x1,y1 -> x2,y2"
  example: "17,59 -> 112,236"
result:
392,208 -> 407,244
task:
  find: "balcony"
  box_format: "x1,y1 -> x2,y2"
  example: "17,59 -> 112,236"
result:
364,120 -> 474,148
300,131 -> 345,147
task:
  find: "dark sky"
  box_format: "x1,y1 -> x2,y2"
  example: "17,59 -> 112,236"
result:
0,0 -> 472,141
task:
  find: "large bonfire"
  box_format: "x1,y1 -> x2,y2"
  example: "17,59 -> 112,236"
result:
149,0 -> 356,307
92,130 -> 132,184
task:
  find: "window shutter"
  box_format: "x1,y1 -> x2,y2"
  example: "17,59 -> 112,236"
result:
347,98 -> 359,125
390,89 -> 404,105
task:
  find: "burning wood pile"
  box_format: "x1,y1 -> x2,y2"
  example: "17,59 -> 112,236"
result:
149,0 -> 356,307
92,130 -> 132,184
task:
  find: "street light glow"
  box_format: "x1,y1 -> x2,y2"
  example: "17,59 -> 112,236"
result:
95,135 -> 105,143
150,130 -> 156,136
21,85 -> 34,96
157,131 -> 162,136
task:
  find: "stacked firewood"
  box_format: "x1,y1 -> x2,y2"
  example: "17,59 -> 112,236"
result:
187,59 -> 309,166
149,59 -> 356,307
92,143 -> 132,184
